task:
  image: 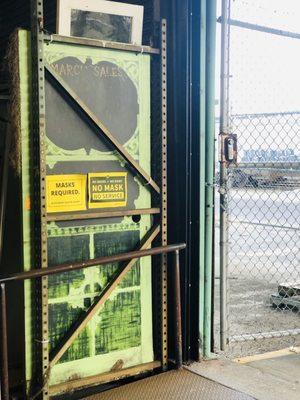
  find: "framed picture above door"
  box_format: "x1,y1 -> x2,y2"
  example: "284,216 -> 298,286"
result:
57,0 -> 144,45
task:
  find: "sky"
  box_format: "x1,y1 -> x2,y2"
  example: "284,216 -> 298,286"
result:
215,0 -> 300,155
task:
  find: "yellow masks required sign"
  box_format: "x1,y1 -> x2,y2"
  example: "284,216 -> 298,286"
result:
46,174 -> 87,213
88,172 -> 127,209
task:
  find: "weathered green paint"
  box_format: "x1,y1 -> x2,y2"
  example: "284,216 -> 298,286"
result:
47,229 -> 143,366
17,29 -> 35,387
17,30 -> 154,388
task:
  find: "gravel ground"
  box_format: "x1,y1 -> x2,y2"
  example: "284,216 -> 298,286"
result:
214,188 -> 300,358
214,279 -> 300,358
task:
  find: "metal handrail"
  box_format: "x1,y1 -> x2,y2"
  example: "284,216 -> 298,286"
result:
0,244 -> 185,283
0,243 -> 186,400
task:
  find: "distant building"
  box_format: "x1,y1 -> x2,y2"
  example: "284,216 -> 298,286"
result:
242,148 -> 300,163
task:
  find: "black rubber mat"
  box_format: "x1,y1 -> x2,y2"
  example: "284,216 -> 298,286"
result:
84,369 -> 255,399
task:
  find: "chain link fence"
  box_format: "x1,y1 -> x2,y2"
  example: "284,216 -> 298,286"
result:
215,0 -> 300,358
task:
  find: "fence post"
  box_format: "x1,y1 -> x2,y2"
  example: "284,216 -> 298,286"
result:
219,0 -> 231,352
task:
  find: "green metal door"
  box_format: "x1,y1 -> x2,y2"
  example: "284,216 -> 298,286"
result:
16,30 -> 156,392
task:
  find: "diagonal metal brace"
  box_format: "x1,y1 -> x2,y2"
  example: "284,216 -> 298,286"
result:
45,63 -> 160,194
49,224 -> 160,368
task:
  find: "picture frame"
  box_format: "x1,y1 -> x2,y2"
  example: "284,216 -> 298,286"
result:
57,0 -> 144,45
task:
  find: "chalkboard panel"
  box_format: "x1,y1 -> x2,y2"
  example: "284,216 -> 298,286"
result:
48,235 -> 89,298
46,57 -> 139,153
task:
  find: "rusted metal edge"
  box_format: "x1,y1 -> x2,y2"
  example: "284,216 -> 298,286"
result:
44,63 -> 161,194
49,225 -> 161,367
31,2 -> 50,397
44,34 -> 160,55
47,208 -> 160,222
49,360 -> 161,396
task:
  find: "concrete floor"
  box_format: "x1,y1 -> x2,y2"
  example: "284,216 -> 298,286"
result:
187,348 -> 300,400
